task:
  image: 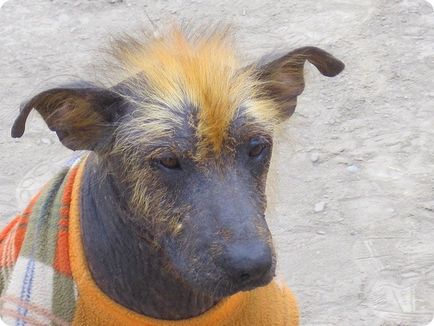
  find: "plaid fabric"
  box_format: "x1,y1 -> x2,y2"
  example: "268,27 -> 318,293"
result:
0,159 -> 82,326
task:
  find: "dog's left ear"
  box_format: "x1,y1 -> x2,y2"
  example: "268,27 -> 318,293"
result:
258,46 -> 344,120
11,84 -> 124,151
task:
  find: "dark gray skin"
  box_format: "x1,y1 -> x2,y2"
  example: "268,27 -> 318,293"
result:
11,46 -> 344,320
80,145 -> 274,318
81,156 -> 220,318
79,107 -> 275,318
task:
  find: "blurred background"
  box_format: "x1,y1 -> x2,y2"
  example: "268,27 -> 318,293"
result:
0,0 -> 433,325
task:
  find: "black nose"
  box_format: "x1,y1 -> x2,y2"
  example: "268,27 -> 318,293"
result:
222,241 -> 273,288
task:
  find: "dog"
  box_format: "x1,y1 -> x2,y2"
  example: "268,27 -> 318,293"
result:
0,26 -> 344,325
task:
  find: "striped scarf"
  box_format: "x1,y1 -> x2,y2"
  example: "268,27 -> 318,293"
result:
0,158 -> 81,325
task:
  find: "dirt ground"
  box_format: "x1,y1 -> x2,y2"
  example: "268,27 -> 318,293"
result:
0,0 -> 433,325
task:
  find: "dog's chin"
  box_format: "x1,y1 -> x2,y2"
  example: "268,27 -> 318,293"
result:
180,274 -> 235,300
186,266 -> 276,300
239,268 -> 275,292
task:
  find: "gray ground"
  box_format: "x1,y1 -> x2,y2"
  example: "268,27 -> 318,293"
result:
0,0 -> 433,325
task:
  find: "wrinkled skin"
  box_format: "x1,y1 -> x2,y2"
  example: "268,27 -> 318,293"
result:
78,105 -> 277,318
79,128 -> 275,317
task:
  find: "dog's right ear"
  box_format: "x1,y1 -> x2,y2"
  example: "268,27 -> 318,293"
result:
11,84 -> 124,151
257,46 -> 344,121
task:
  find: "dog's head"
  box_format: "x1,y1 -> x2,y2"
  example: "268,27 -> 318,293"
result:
12,27 -> 344,298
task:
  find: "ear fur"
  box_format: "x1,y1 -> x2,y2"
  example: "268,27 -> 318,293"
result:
258,46 -> 345,120
11,84 -> 124,151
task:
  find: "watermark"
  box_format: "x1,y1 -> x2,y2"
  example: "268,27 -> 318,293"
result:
424,0 -> 434,10
0,0 -> 9,9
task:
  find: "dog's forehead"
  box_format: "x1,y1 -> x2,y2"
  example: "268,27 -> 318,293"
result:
142,104 -> 271,160
113,27 -> 278,157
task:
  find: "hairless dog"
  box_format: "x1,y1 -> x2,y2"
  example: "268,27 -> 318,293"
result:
1,26 -> 344,325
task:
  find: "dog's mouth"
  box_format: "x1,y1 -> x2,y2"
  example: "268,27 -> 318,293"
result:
186,256 -> 276,298
239,266 -> 275,291
161,229 -> 276,299
207,264 -> 276,298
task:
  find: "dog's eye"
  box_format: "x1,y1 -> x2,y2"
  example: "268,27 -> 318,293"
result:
159,156 -> 181,169
247,137 -> 271,159
249,144 -> 266,157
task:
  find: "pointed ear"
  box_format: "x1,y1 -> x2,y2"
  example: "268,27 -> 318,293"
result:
11,84 -> 124,151
258,46 -> 345,120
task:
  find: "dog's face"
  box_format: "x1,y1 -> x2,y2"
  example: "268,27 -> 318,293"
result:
111,92 -> 277,298
11,27 -> 344,298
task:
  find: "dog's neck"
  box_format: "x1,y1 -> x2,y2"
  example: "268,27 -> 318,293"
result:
79,155 -> 219,320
